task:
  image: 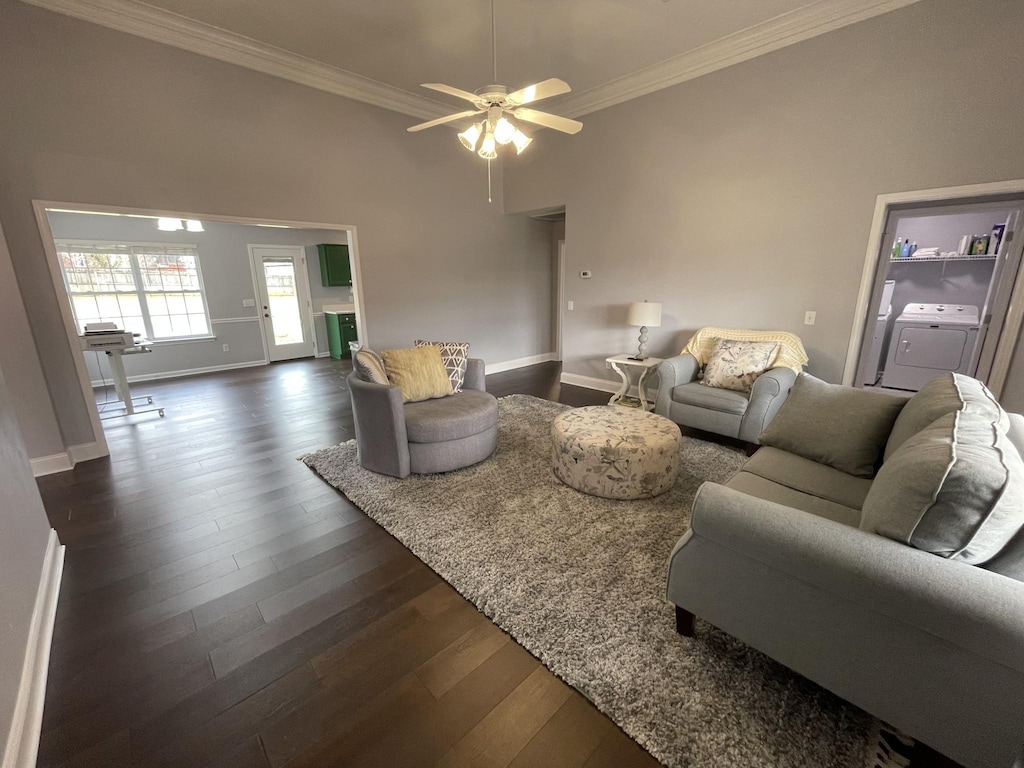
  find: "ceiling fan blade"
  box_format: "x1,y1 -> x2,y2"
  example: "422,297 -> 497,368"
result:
512,108 -> 583,135
407,109 -> 483,132
505,78 -> 571,107
420,83 -> 485,105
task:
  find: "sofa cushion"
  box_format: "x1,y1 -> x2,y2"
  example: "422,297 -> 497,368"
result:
742,446 -> 872,510
671,382 -> 748,415
404,389 -> 498,443
759,374 -> 905,477
726,471 -> 861,527
861,403 -> 1024,564
700,338 -> 779,393
884,373 -> 1003,461
381,346 -> 453,403
415,340 -> 470,393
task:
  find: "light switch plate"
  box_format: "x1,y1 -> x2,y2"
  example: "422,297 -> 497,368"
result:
242,298 -> 256,308
804,310 -> 816,325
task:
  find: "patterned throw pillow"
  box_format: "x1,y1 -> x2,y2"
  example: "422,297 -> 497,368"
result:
415,340 -> 469,393
700,338 -> 779,393
353,348 -> 389,385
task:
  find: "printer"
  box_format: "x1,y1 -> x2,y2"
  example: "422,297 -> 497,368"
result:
79,322 -> 136,351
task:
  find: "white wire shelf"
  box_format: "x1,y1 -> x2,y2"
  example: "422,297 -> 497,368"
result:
890,254 -> 999,263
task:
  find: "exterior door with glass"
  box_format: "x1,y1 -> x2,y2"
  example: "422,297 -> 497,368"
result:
250,245 -> 315,362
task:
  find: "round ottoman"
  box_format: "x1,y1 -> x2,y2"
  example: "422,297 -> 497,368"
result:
551,406 -> 682,499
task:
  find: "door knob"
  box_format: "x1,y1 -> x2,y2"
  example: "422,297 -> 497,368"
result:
264,313 -> 270,318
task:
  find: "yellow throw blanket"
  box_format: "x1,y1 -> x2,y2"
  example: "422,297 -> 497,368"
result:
682,327 -> 808,373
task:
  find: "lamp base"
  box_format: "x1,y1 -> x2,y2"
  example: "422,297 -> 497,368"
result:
634,325 -> 649,360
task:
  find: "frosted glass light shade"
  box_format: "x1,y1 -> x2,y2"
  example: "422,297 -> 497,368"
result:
627,301 -> 662,328
512,129 -> 533,154
477,131 -> 497,160
185,219 -> 204,232
458,122 -> 482,151
493,117 -> 515,145
157,217 -> 184,231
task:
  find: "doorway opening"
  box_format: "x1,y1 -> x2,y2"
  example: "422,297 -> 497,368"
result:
32,201 -> 363,457
846,181 -> 1024,398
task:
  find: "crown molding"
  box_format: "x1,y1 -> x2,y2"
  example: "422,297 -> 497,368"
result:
555,0 -> 924,118
19,0 -> 451,121
22,0 -> 922,121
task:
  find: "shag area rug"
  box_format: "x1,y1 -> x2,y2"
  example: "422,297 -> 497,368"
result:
302,394 -> 904,768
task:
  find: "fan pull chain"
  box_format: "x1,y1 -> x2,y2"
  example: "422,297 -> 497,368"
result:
487,158 -> 492,203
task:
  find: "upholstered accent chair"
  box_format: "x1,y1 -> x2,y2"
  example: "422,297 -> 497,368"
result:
347,358 -> 498,478
655,328 -> 807,444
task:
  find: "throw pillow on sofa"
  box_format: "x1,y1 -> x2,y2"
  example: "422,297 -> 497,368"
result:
861,400 -> 1024,564
381,346 -> 453,403
700,338 -> 778,393
415,340 -> 469,392
353,348 -> 389,385
759,373 -> 905,477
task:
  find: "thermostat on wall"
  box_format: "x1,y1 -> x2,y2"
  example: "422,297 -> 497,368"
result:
580,270 -> 592,279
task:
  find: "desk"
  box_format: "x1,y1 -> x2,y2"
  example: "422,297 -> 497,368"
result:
606,354 -> 663,411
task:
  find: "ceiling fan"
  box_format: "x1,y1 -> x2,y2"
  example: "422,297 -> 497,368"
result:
406,0 -> 582,165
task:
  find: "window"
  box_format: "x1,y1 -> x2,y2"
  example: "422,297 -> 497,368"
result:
57,241 -> 212,340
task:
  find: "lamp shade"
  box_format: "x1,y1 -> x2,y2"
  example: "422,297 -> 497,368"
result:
627,301 -> 662,328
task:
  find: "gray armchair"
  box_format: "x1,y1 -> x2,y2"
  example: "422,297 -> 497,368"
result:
347,358 -> 498,478
655,353 -> 796,444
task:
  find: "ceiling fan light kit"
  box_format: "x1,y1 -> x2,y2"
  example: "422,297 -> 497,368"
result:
406,0 -> 582,198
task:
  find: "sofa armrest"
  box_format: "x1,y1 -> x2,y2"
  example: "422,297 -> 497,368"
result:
655,354 -> 699,416
347,372 -> 410,478
463,358 -> 486,392
738,367 -> 796,443
672,482 -> 1024,672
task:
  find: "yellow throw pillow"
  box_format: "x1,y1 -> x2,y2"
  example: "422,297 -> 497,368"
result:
381,346 -> 454,403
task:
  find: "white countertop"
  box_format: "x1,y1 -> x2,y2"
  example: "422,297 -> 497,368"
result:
321,304 -> 355,313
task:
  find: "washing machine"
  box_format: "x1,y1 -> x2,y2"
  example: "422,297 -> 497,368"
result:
861,280 -> 896,386
880,303 -> 980,391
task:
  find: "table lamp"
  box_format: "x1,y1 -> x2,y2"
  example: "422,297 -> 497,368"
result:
627,301 -> 662,360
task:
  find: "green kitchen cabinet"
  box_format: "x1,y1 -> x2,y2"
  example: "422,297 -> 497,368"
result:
325,312 -> 357,360
317,244 -> 352,287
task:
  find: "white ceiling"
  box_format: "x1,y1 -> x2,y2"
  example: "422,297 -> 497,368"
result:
127,0 -> 820,95
23,0 -> 922,119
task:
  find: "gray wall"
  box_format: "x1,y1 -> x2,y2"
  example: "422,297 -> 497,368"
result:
47,212 -> 354,383
0,355 -> 52,758
0,0 -> 553,458
503,0 -> 1024,393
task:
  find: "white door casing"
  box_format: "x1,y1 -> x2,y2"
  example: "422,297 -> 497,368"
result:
249,245 -> 316,362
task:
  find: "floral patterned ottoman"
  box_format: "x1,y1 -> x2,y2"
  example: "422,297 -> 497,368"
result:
551,406 -> 682,499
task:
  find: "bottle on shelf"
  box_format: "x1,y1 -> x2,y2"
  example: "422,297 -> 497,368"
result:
908,241 -> 918,257
900,240 -> 912,258
892,237 -> 903,258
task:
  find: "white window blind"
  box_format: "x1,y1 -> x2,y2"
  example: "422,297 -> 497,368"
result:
57,241 -> 212,340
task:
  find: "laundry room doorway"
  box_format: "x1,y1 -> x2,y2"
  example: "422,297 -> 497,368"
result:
850,189 -> 1024,395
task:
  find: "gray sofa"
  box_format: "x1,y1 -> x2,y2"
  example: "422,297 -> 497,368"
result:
667,373 -> 1024,768
347,358 -> 498,478
655,353 -> 796,444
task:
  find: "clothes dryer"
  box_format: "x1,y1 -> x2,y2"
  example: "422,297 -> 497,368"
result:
880,303 -> 980,391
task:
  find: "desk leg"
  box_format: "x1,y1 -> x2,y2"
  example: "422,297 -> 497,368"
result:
107,351 -> 135,415
609,361 -> 630,406
637,367 -> 653,411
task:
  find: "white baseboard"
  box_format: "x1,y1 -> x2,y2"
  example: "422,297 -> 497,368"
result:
485,353 -> 558,375
560,372 -> 659,402
90,358 -> 268,388
30,441 -> 109,477
67,441 -> 105,464
29,453 -> 73,477
2,530 -> 64,768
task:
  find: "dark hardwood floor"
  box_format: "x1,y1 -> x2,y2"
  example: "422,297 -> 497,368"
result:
35,359 -> 662,768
